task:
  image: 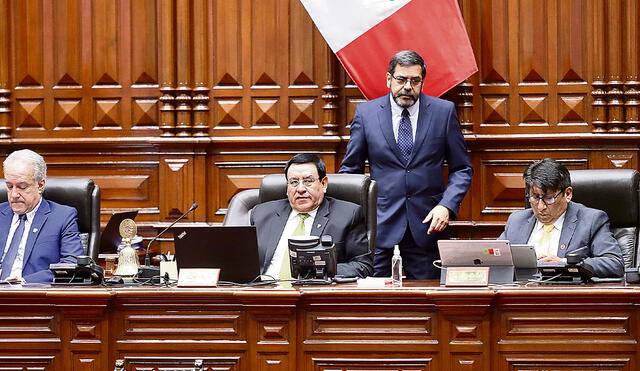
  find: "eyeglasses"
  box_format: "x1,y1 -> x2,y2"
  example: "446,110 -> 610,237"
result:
527,190 -> 565,206
391,74 -> 423,87
287,177 -> 318,188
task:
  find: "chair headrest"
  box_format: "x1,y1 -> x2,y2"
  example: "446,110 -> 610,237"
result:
259,173 -> 371,207
569,169 -> 639,226
0,177 -> 96,232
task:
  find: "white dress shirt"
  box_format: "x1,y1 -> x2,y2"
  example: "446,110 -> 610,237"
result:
527,212 -> 567,258
1,198 -> 42,279
389,94 -> 419,142
263,207 -> 318,279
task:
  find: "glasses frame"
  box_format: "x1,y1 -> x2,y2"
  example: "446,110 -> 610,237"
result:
287,177 -> 319,188
390,74 -> 423,87
526,189 -> 565,206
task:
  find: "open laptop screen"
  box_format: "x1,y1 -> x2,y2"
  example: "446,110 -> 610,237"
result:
99,211 -> 139,254
172,226 -> 261,284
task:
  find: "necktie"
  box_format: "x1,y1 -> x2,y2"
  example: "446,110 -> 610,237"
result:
535,224 -> 555,258
280,213 -> 309,280
397,108 -> 413,162
1,214 -> 27,280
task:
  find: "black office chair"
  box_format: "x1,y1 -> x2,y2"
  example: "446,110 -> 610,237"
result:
223,174 -> 378,255
0,177 -> 101,259
569,169 -> 640,268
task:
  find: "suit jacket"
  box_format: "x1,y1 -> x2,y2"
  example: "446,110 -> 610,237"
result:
498,201 -> 624,278
250,197 -> 373,278
340,93 -> 473,249
0,199 -> 84,283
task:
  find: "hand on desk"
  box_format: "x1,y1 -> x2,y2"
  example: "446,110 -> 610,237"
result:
423,205 -> 450,234
537,255 -> 567,264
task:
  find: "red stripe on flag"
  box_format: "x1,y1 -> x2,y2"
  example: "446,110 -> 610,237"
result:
336,0 -> 477,100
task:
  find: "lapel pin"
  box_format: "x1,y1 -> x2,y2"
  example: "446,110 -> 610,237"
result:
559,244 -> 566,250
317,224 -> 321,228
33,228 -> 38,233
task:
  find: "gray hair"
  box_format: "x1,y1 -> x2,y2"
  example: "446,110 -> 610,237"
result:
4,149 -> 48,183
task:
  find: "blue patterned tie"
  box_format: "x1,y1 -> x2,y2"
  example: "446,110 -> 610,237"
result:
1,214 -> 27,280
397,108 -> 413,162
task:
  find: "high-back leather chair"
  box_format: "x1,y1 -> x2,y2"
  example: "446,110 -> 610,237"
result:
223,173 -> 378,255
0,177 -> 101,259
569,169 -> 640,268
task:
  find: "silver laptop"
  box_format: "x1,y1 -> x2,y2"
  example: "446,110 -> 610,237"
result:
437,240 -> 514,284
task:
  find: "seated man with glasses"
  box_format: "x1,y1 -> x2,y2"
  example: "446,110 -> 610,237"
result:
498,158 -> 624,278
250,153 -> 373,280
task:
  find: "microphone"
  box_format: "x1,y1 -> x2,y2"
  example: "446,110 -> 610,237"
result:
137,203 -> 198,281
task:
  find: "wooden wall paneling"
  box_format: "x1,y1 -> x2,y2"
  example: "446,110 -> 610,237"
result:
130,0 -> 160,132
210,0 -> 244,132
42,152 -> 160,222
455,0 -> 477,135
476,0 -> 510,134
606,0 -> 625,132
175,0 -> 193,137
623,0 -> 640,132
289,0 -> 322,133
516,0 -> 550,132
191,0 -> 209,137
591,0 -> 608,132
0,0 -> 10,138
556,0 -> 590,130
11,0 -> 46,134
159,155 -> 196,221
250,0 -> 282,132
159,0 -> 177,136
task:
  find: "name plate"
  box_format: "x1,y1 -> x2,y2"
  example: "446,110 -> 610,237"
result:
177,268 -> 220,287
444,266 -> 490,287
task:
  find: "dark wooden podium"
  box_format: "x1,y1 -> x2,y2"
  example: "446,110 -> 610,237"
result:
0,282 -> 637,370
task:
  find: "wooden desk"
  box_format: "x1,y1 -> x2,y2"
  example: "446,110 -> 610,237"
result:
0,282 -> 637,370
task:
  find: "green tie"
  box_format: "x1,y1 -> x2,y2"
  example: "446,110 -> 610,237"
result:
280,213 -> 309,280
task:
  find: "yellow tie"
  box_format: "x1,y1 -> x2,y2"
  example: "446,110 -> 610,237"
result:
280,213 -> 309,280
536,224 -> 555,257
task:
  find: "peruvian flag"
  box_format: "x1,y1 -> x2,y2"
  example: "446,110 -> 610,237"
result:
300,0 -> 478,100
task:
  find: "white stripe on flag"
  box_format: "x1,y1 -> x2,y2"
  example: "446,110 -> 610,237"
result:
300,0 -> 411,52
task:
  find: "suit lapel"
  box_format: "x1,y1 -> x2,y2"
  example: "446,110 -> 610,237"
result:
310,199 -> 330,237
378,97 -> 405,163
22,200 -> 49,266
558,203 -> 578,258
262,200 -> 291,273
0,204 -> 13,253
517,212 -> 537,244
409,94 -> 432,164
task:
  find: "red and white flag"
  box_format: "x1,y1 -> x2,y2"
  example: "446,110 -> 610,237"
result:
300,0 -> 478,100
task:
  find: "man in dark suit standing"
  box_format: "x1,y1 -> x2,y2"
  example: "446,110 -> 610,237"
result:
340,50 -> 473,279
0,149 -> 84,283
251,154 -> 372,280
499,158 -> 623,278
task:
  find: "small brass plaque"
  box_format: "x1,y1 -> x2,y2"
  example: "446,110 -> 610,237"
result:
445,266 -> 490,286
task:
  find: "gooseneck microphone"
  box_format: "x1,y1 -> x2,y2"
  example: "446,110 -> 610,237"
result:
137,203 -> 199,281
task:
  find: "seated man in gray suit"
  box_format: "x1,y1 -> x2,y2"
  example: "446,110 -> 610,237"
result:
499,158 -> 624,278
250,153 -> 373,279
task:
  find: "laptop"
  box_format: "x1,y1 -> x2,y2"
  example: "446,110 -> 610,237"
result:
99,211 -> 139,254
437,240 -> 514,284
172,226 -> 261,284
